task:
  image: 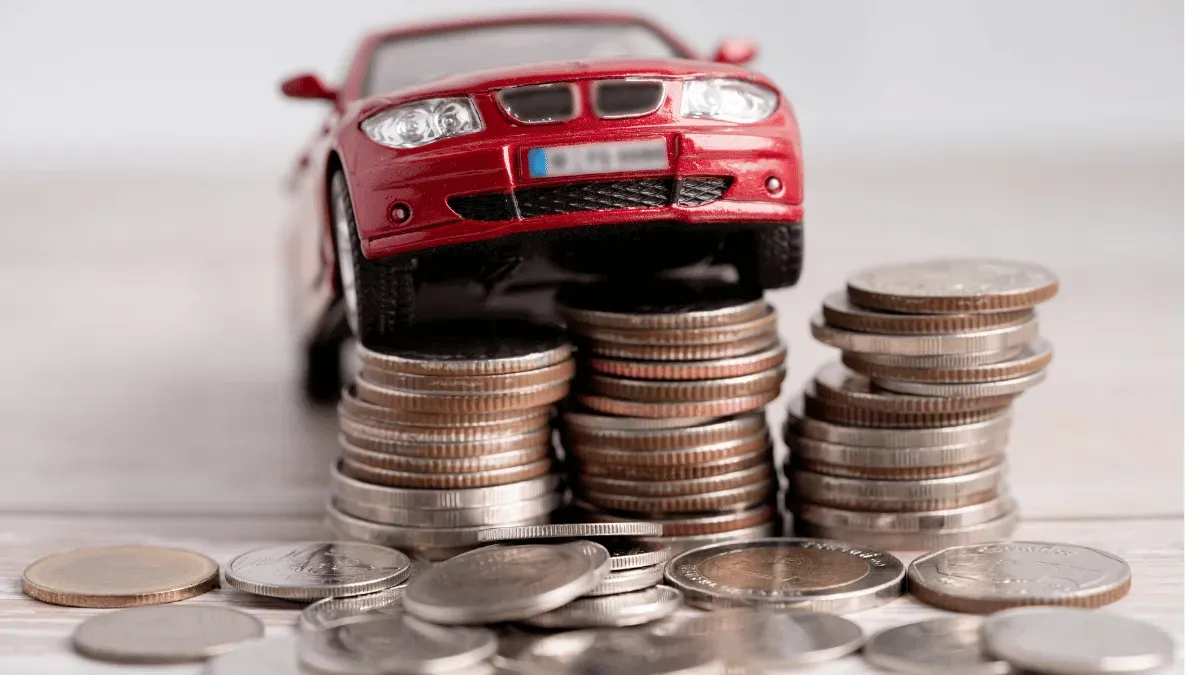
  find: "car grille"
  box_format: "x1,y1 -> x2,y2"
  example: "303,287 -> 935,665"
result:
497,84 -> 576,123
592,80 -> 665,118
447,177 -> 732,221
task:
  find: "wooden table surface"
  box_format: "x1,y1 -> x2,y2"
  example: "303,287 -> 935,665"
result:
0,149 -> 1182,672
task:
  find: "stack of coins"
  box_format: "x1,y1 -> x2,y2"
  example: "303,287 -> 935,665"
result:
325,319 -> 572,561
554,280 -> 787,553
786,259 -> 1058,550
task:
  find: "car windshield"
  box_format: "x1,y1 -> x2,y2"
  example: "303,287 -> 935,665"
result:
362,22 -> 686,96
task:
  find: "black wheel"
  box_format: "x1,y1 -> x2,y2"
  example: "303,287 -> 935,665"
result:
330,170 -> 416,347
303,337 -> 342,403
731,221 -> 804,290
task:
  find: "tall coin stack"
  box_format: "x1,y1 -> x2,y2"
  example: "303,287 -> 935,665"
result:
554,280 -> 787,553
326,319 -> 573,561
785,259 -> 1059,550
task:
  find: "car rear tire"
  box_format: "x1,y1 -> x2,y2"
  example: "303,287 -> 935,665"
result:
731,221 -> 804,290
330,170 -> 416,348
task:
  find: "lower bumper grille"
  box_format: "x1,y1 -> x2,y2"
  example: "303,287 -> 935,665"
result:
448,177 -> 732,222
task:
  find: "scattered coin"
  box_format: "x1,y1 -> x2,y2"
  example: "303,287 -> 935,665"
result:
583,563 -> 666,597
299,584 -> 408,631
665,537 -> 905,613
654,608 -> 866,667
358,318 -> 571,376
983,607 -> 1174,674
908,542 -> 1133,613
477,522 -> 664,542
863,616 -> 1010,675
203,636 -> 303,675
823,290 -> 1034,335
299,614 -> 497,674
22,545 -> 219,608
223,542 -> 411,600
518,628 -> 724,675
403,544 -> 608,624
73,605 -> 264,663
522,584 -> 683,629
845,259 -> 1059,314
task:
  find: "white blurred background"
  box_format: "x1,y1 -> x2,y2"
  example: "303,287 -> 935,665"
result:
0,1 -> 1181,519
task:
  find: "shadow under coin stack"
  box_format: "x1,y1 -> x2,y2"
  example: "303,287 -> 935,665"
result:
786,259 -> 1059,550
326,319 -> 573,561
554,280 -> 787,553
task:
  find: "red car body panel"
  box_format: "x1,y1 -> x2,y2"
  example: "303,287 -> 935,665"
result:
282,12 -> 804,343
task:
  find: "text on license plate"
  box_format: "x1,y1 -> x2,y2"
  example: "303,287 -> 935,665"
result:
528,139 -> 669,178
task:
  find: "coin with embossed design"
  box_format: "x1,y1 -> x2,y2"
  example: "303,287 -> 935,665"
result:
846,259 -> 1059,314
523,585 -> 683,628
298,613 -> 497,674
863,616 -> 1011,675
299,584 -> 408,631
665,537 -> 904,612
223,542 -> 411,600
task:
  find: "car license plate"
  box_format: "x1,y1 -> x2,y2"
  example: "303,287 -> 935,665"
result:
528,139 -> 669,178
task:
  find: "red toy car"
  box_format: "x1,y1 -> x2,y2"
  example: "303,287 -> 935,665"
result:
281,11 -> 804,399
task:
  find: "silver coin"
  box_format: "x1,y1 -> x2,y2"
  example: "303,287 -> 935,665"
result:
637,520 -> 779,556
299,613 -> 497,674
665,537 -> 905,613
793,413 -> 1012,449
982,607 -> 1175,674
299,583 -> 408,632
517,628 -> 724,675
598,538 -> 672,570
73,605 -> 264,664
908,542 -> 1133,613
787,433 -> 1006,471
223,542 -> 410,600
403,544 -> 607,624
477,522 -> 664,542
810,314 -> 1039,356
789,462 -> 1006,511
203,636 -> 303,675
357,318 -> 570,375
845,259 -> 1059,312
563,410 -> 722,431
332,492 -> 561,528
331,463 -> 560,509
326,502 -> 549,549
576,463 -> 776,498
796,496 -> 1016,531
874,369 -> 1048,397
653,608 -> 865,667
844,347 -> 1024,368
556,278 -> 768,329
522,585 -> 684,629
799,510 -> 1020,551
583,562 -> 666,597
863,616 -> 1011,675
567,540 -> 616,592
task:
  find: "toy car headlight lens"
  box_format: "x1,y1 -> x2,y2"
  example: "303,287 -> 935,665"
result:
361,97 -> 483,149
681,79 -> 778,123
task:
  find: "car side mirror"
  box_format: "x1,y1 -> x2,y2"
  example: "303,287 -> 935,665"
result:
281,73 -> 338,102
713,38 -> 758,65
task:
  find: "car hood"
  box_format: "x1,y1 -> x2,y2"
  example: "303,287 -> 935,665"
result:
357,58 -> 769,116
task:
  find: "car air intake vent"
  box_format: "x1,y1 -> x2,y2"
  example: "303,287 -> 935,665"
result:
593,80 -> 665,118
498,84 -> 576,123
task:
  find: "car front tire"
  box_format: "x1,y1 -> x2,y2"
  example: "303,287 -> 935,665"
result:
732,221 -> 804,290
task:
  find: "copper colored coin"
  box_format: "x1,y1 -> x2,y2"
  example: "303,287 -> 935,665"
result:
571,431 -> 770,468
584,368 -> 786,403
844,339 -> 1054,384
556,279 -> 768,329
586,504 -> 778,537
585,344 -> 788,381
812,364 -> 1016,413
581,480 -> 776,514
822,291 -> 1035,335
339,411 -> 549,443
360,359 -> 575,393
802,390 -> 1011,429
341,439 -> 548,474
355,378 -> 570,413
577,389 -> 781,419
340,385 -> 551,427
357,318 -> 571,375
846,259 -> 1060,314
22,546 -> 219,608
574,447 -> 772,481
340,428 -> 550,459
565,413 -> 766,451
340,457 -> 554,489
575,308 -> 778,346
581,334 -> 780,362
575,463 -> 775,498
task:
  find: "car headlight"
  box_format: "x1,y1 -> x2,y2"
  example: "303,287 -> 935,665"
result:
361,97 -> 484,149
681,79 -> 778,123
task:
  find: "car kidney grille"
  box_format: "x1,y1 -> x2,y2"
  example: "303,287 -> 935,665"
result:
593,80 -> 665,118
498,84 -> 575,123
447,177 -> 731,221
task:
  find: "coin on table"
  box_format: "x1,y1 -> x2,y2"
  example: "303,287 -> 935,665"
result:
811,314 -> 1039,356
331,463 -> 559,509
983,607 -> 1174,674
518,628 -> 724,675
844,339 -> 1053,384
73,605 -> 263,663
585,343 -> 788,381
812,363 -> 1017,413
908,542 -> 1133,613
863,616 -> 1010,675
204,635 -> 303,675
583,562 -> 666,597
299,583 -> 408,631
477,521 -> 664,542
665,537 -> 905,612
846,258 -> 1059,314
874,369 -> 1048,398
358,318 -> 571,376
822,291 -> 1035,335
21,545 -> 219,608
654,608 -> 865,667
556,278 -> 768,329
403,543 -> 608,624
299,613 -> 497,675
522,584 -> 683,629
223,542 -> 410,600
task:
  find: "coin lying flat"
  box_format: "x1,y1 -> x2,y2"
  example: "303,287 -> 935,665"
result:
355,378 -> 570,413
577,308 -> 777,346
585,343 -> 788,381
565,413 -> 766,451
522,584 -> 683,629
576,463 -> 775,497
571,431 -> 769,467
403,544 -> 607,624
587,503 -> 778,537
584,368 -> 785,403
812,363 -> 1016,413
582,480 -> 775,514
637,520 -> 779,556
908,542 -> 1133,613
822,291 -> 1034,335
556,279 -> 768,330
811,314 -> 1039,356
340,426 -> 551,458
223,542 -> 410,600
342,385 -> 552,427
340,456 -> 553,489
575,446 -> 770,481
848,346 -> 1025,368
518,628 -> 724,675
801,510 -> 1019,551
863,616 -> 1011,675
789,462 -> 1006,511
577,390 -> 781,419
844,339 -> 1053,383
665,537 -> 905,612
874,369 -> 1048,398
654,608 -> 866,667
797,496 -> 1016,532
339,410 -> 549,443
325,503 -> 548,551
299,584 -> 407,631
982,607 -> 1174,674
786,433 -> 1006,473
582,334 -> 780,361
22,545 -> 219,608
802,389 -> 1012,429
583,562 -> 666,597
846,259 -> 1060,314
477,521 -> 664,542
331,463 -> 559,509
341,439 -> 548,474
203,636 -> 302,675
299,614 -> 498,675
73,605 -> 264,663
795,412 -> 1013,448
358,318 -> 571,376
360,359 -> 575,393
333,493 -> 560,528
